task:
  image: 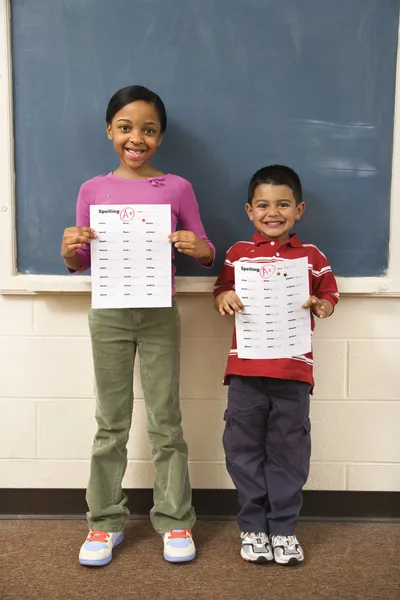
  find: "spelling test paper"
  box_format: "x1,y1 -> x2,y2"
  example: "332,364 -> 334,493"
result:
234,258 -> 311,359
90,205 -> 172,309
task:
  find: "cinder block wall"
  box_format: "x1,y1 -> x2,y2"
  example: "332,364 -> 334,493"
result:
0,294 -> 399,491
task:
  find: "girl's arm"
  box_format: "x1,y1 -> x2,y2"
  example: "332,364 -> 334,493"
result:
169,181 -> 215,266
63,183 -> 93,274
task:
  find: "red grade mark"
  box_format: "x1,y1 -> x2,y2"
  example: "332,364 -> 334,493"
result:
120,207 -> 135,221
142,218 -> 146,222
260,264 -> 276,279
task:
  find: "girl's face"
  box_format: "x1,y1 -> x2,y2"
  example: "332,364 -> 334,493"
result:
106,100 -> 163,175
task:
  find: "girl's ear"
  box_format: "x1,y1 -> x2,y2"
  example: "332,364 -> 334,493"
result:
106,123 -> 113,140
157,134 -> 163,147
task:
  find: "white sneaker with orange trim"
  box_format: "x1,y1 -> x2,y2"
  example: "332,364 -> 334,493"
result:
79,530 -> 124,566
163,529 -> 196,563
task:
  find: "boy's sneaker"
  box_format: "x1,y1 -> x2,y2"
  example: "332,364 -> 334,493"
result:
240,532 -> 274,563
163,529 -> 196,563
271,535 -> 304,565
79,530 -> 124,566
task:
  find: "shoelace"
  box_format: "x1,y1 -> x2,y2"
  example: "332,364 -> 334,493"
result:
166,529 -> 192,540
271,535 -> 297,548
87,530 -> 109,543
242,532 -> 269,545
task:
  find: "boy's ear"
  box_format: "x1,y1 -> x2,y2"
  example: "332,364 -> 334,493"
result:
106,123 -> 113,140
295,201 -> 306,220
245,203 -> 254,221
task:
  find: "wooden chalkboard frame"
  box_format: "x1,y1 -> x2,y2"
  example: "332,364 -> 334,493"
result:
1,0 -> 400,295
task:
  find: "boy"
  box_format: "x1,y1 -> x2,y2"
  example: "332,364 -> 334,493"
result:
214,165 -> 338,565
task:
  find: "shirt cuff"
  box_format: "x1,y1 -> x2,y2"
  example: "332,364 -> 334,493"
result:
66,249 -> 90,274
196,242 -> 216,269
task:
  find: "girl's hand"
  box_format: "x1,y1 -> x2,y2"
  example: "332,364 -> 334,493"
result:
61,227 -> 96,259
215,291 -> 244,316
303,296 -> 333,319
169,230 -> 214,265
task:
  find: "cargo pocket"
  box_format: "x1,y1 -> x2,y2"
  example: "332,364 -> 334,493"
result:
301,418 -> 312,473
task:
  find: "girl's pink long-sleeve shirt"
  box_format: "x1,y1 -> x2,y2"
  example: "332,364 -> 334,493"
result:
72,172 -> 215,292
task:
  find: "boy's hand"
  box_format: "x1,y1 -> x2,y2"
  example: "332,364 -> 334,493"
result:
169,231 -> 214,265
61,227 -> 96,259
303,296 -> 333,319
215,291 -> 244,316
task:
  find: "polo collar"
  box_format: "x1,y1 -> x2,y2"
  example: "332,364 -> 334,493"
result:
251,232 -> 302,248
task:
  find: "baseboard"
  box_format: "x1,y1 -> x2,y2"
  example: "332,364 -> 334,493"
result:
1,489 -> 399,520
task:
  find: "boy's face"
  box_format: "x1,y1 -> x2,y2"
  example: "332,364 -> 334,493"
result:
245,183 -> 305,243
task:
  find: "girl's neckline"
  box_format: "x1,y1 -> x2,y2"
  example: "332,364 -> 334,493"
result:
108,171 -> 169,182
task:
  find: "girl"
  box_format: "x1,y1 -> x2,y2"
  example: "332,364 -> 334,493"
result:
61,85 -> 215,566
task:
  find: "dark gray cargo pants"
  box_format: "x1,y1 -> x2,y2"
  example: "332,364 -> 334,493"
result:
223,375 -> 312,535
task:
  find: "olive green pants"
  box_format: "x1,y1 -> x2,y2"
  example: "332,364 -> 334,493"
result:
86,298 -> 196,533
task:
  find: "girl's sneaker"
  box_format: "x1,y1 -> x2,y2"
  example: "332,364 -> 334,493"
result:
270,535 -> 304,565
163,529 -> 196,562
240,532 -> 274,563
79,530 -> 124,566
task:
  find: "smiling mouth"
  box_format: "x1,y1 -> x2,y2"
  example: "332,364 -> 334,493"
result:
263,221 -> 284,227
124,147 -> 147,158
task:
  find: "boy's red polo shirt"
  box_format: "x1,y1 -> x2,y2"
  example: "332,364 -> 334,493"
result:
214,232 -> 339,387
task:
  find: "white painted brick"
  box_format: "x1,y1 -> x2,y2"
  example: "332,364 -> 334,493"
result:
314,297 -> 400,339
1,291 -> 400,492
38,399 -> 154,461
38,400 -> 96,459
123,461 -> 153,488
180,338 -> 224,399
304,463 -> 347,490
0,337 -> 94,398
311,401 -> 400,462
178,295 -> 234,338
312,339 -> 347,399
181,400 -> 225,460
347,464 -> 400,491
0,400 -> 36,458
349,340 -> 400,399
34,295 -> 90,336
0,295 -> 34,335
0,459 -> 90,488
188,461 -> 219,488
0,459 -> 219,490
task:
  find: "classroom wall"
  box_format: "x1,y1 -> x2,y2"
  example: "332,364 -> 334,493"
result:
0,293 -> 399,491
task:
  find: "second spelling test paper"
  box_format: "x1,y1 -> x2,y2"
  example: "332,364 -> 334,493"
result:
234,257 -> 311,359
90,204 -> 172,309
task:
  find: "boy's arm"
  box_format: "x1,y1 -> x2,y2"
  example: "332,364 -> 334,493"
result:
309,253 -> 339,318
213,247 -> 244,315
303,296 -> 334,318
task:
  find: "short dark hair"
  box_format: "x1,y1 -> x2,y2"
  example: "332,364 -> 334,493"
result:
106,85 -> 167,133
248,164 -> 303,205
